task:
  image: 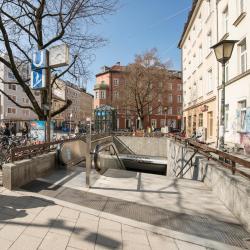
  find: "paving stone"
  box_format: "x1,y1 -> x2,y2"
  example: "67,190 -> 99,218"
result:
38,232 -> 70,250
24,218 -> 52,239
147,232 -> 178,250
175,240 -> 206,250
68,213 -> 99,250
9,233 -> 42,250
0,237 -> 13,250
0,223 -> 26,241
59,207 -> 80,222
95,218 -> 122,250
122,224 -> 150,249
35,204 -> 63,221
50,217 -> 76,236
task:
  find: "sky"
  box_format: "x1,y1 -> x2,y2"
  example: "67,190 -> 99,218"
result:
86,0 -> 192,93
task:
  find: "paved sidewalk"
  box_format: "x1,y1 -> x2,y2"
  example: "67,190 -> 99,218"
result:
0,187 -> 209,250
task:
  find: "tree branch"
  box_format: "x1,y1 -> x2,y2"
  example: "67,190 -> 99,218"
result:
51,99 -> 72,117
0,89 -> 35,111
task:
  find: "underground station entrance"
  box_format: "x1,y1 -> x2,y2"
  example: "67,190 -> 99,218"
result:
19,135 -> 250,249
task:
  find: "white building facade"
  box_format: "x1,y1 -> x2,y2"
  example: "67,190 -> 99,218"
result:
179,0 -> 250,151
217,0 -> 250,152
179,0 -> 219,144
0,60 -> 40,129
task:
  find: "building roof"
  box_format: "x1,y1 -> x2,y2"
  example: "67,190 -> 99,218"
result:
178,0 -> 198,48
95,64 -> 126,77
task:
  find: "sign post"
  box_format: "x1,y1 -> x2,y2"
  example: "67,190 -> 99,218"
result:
31,45 -> 69,142
86,117 -> 91,187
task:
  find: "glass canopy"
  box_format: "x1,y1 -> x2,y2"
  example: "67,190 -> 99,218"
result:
94,105 -> 117,133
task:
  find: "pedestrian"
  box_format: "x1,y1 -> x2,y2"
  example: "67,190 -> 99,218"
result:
3,124 -> 10,137
74,125 -> 79,134
11,124 -> 17,136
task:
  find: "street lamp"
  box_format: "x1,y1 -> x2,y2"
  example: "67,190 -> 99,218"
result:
211,40 -> 238,151
164,107 -> 168,127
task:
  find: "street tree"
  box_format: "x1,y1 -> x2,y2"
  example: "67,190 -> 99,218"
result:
121,49 -> 171,129
0,0 -> 116,121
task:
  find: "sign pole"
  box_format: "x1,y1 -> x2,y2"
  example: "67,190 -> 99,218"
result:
46,51 -> 51,142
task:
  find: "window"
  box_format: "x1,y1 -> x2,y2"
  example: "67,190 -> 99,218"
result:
188,116 -> 192,134
207,0 -> 212,15
239,38 -> 247,73
7,108 -> 16,114
23,110 -> 29,116
8,84 -> 16,91
177,107 -> 182,115
207,69 -> 213,93
113,79 -> 119,85
237,0 -> 245,14
177,84 -> 182,91
168,83 -> 172,90
158,93 -> 162,102
8,71 -> 15,80
225,104 -> 229,130
151,119 -> 157,128
158,106 -> 163,115
207,111 -> 213,137
199,76 -> 203,97
95,91 -> 99,99
198,113 -> 203,127
207,31 -> 212,54
160,119 -> 165,127
198,14 -> 202,32
168,94 -> 173,103
149,106 -> 152,115
223,7 -> 228,35
177,95 -> 182,103
198,45 -> 203,65
168,107 -> 172,115
10,95 -> 16,102
159,82 -> 163,88
100,90 -> 106,99
238,100 -> 246,131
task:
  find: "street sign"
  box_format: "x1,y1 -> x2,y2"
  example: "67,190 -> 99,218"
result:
31,50 -> 47,89
49,44 -> 70,68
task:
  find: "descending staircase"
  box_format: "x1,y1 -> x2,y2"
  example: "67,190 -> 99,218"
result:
113,136 -> 135,155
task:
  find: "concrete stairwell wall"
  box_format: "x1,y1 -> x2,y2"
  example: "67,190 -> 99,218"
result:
2,152 -> 57,190
167,138 -> 250,232
117,136 -> 168,157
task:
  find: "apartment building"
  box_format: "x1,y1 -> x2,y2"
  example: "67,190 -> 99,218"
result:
0,58 -> 40,129
52,80 -> 93,129
179,0 -> 250,149
94,63 -> 182,130
216,0 -> 250,150
179,0 -> 220,143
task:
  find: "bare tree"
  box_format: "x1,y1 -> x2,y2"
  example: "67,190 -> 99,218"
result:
121,49 -> 171,129
0,0 -> 116,120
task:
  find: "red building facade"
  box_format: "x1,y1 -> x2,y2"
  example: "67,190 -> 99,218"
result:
94,63 -> 183,130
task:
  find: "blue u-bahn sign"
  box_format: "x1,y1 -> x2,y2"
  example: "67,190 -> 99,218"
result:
31,50 -> 47,89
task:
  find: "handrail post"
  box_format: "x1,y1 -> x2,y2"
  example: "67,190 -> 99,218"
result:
232,161 -> 236,175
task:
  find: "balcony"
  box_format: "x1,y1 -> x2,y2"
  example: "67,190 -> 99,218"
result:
94,81 -> 109,90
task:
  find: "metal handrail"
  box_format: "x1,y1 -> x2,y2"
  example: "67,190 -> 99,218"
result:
167,134 -> 250,179
92,141 -> 125,171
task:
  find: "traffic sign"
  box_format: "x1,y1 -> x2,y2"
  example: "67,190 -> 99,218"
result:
31,50 -> 47,89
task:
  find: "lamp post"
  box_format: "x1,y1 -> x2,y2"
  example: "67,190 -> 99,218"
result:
211,40 -> 238,151
164,107 -> 168,127
69,113 -> 72,136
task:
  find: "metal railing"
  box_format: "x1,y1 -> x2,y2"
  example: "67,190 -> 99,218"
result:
167,134 -> 250,180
